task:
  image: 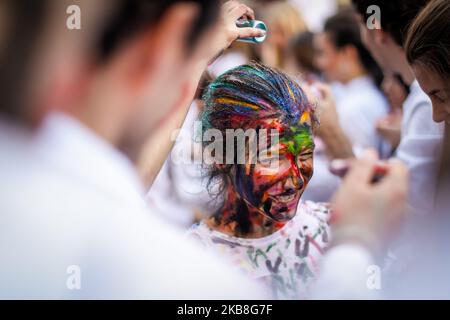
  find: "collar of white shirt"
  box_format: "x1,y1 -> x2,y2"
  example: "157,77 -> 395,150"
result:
34,112 -> 146,207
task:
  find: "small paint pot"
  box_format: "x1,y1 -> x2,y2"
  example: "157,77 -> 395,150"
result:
236,19 -> 267,43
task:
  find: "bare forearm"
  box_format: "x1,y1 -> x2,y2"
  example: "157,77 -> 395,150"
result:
138,60 -> 208,188
319,123 -> 354,159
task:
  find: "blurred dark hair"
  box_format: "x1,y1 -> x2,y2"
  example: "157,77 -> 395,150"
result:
0,0 -> 219,123
324,9 -> 383,87
0,1 -> 48,124
287,31 -> 320,75
351,0 -> 430,46
405,0 -> 450,78
99,0 -> 219,61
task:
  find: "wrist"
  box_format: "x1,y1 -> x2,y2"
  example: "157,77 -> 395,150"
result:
331,224 -> 381,258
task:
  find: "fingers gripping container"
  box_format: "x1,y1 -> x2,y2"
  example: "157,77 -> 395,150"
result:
236,20 -> 267,43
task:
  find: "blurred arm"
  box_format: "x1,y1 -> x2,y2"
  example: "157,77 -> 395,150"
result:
137,1 -> 264,188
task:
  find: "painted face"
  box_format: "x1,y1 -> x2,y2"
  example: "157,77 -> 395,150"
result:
413,64 -> 450,124
232,114 -> 314,223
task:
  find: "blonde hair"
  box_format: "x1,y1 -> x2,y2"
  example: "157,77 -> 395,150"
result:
260,2 -> 308,68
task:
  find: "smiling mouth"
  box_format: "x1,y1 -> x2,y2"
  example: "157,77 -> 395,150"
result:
275,193 -> 297,202
270,188 -> 301,203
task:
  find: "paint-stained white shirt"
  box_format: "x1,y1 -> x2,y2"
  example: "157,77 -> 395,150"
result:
189,201 -> 331,299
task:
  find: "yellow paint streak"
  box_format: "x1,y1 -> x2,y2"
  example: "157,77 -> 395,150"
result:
287,82 -> 296,101
216,98 -> 259,110
300,111 -> 311,124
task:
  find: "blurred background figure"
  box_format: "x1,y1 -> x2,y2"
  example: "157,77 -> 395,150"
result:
284,31 -> 321,82
314,0 -> 450,298
376,73 -> 410,155
258,1 -> 308,70
290,0 -> 338,32
352,0 -> 444,216
302,9 -> 388,202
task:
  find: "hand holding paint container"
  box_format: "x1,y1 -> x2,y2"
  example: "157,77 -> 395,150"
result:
236,19 -> 267,43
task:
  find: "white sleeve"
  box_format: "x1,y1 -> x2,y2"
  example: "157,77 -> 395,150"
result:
395,101 -> 443,214
71,207 -> 268,299
311,244 -> 381,299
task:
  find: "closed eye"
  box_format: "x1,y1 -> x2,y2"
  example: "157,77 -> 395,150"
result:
430,90 -> 449,103
298,151 -> 313,161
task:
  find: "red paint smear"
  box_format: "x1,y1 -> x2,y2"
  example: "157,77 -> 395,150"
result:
274,221 -> 286,229
286,152 -> 301,178
268,120 -> 300,179
307,234 -> 324,255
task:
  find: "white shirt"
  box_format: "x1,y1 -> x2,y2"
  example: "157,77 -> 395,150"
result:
335,76 -> 389,151
395,80 -> 444,215
0,112 -> 265,299
312,244 -> 378,299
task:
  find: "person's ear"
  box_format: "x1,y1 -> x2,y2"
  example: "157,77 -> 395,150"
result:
373,28 -> 388,46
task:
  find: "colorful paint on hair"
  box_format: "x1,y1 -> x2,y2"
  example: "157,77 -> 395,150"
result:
202,62 -> 317,237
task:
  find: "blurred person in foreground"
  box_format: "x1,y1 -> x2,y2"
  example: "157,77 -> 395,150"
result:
375,73 -> 410,155
0,0 -> 268,299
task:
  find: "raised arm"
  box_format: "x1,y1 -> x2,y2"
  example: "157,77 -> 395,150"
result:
137,1 -> 265,188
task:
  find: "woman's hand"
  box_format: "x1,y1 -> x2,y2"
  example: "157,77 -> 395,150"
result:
376,113 -> 402,149
206,1 -> 265,64
330,150 -> 409,255
221,1 -> 264,44
313,83 -> 339,132
310,82 -> 354,159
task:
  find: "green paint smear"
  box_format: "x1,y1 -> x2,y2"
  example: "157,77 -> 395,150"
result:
280,125 -> 314,156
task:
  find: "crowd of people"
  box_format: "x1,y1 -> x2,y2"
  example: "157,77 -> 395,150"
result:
0,0 -> 449,299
